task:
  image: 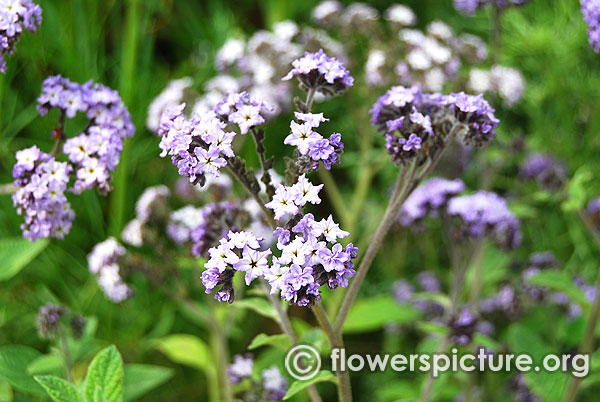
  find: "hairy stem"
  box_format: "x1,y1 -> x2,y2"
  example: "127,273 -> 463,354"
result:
225,161 -> 276,229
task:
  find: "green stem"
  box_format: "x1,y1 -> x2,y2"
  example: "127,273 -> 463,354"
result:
58,329 -> 73,382
562,210 -> 600,402
208,301 -> 233,402
0,183 -> 17,194
313,303 -> 351,402
491,1 -> 502,66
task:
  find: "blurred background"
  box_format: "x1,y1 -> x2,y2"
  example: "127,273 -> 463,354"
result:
2,0 -> 600,401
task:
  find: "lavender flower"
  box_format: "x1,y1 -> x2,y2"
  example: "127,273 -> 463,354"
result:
87,238 -> 132,303
158,103 -> 232,186
398,177 -> 465,226
447,191 -> 521,250
202,175 -> 357,306
262,366 -> 288,401
520,153 -> 567,191
12,146 -> 74,241
36,304 -> 65,339
228,354 -> 254,384
448,308 -> 478,345
0,0 -> 41,73
582,0 -> 600,52
445,92 -> 499,146
455,0 -> 530,15
283,49 -> 354,95
146,77 -> 193,131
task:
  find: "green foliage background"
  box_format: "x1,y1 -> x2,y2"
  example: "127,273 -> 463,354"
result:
1,0 -> 600,401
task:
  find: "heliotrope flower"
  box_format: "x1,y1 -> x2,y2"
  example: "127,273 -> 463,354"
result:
398,177 -> 465,226
447,191 -> 521,250
582,0 -> 600,52
454,0 -> 529,16
228,354 -> 254,384
283,49 -> 354,95
87,237 -> 132,303
0,0 -> 42,73
12,146 -> 74,241
202,175 -> 357,306
284,113 -> 344,171
520,152 -> 567,191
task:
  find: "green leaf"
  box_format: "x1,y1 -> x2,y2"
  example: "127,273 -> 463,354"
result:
123,364 -> 173,402
526,271 -> 590,312
84,345 -> 123,402
507,324 -> 568,402
562,167 -> 592,212
235,298 -> 281,324
343,296 -> 421,333
0,345 -> 44,395
248,334 -> 292,351
0,380 -> 12,402
27,354 -> 63,375
0,237 -> 49,281
93,386 -> 105,402
34,376 -> 83,402
153,334 -> 211,372
283,371 -> 337,400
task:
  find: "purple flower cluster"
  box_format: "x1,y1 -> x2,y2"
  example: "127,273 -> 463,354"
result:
582,0 -> 600,52
520,153 -> 566,191
0,0 -> 41,73
158,104 -> 231,186
228,354 -> 254,384
283,49 -> 354,95
284,112 -> 344,171
12,76 -> 133,241
12,146 -> 74,241
398,177 -> 466,226
87,237 -> 132,303
445,92 -> 499,146
202,175 -> 357,306
448,308 -> 478,345
121,185 -> 171,247
227,355 -> 287,401
370,85 -> 498,165
393,272 -> 445,320
190,201 -> 248,258
38,75 -> 134,194
454,0 -> 529,15
214,91 -> 274,134
447,191 -> 521,250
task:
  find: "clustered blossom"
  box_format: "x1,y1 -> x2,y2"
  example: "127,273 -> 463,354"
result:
87,237 -> 132,303
370,85 -> 498,166
448,308 -> 478,345
12,146 -> 74,241
0,0 -> 41,73
398,177 -> 466,226
582,0 -> 600,53
38,75 -> 134,194
467,66 -> 525,106
35,304 -> 65,339
447,191 -> 522,250
227,355 -> 288,401
454,0 -> 529,15
12,76 -> 133,241
214,91 -> 274,134
282,49 -> 354,95
202,175 -> 357,306
228,354 -> 254,384
157,103 -> 232,186
121,185 -> 170,247
167,205 -> 206,245
393,273 -> 445,320
284,112 -> 344,171
520,152 -> 567,191
146,77 -> 193,131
